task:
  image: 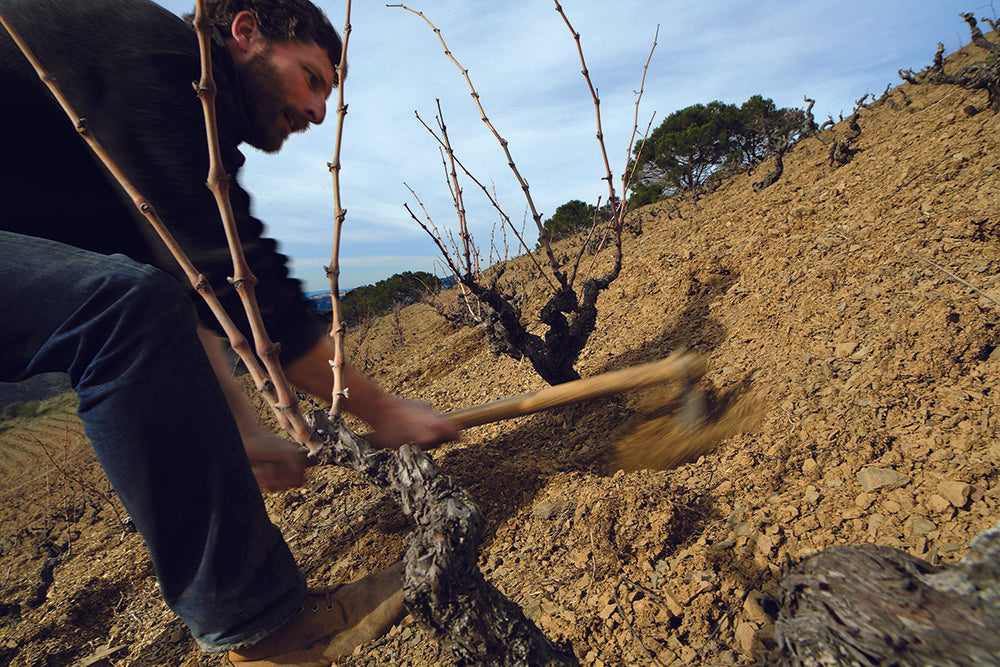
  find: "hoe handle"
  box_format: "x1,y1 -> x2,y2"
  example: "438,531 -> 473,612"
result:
443,351 -> 705,430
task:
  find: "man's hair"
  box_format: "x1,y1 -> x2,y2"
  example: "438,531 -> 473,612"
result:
191,0 -> 345,81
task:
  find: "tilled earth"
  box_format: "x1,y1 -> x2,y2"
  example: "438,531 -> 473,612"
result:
1,36 -> 999,667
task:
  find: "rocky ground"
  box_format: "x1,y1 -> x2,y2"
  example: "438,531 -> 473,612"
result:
1,33 -> 999,667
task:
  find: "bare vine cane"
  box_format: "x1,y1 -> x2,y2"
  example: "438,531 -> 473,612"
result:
0,7 -> 314,449
409,106 -> 557,291
621,26 -> 658,199
191,0 -> 321,452
552,2 -> 656,285
323,0 -> 352,418
389,4 -> 569,290
308,5 -> 578,664
431,99 -> 474,286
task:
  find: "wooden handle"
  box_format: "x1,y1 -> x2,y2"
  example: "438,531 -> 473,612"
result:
443,351 -> 705,430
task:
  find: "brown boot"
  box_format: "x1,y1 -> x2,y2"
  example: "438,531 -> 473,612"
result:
227,562 -> 406,667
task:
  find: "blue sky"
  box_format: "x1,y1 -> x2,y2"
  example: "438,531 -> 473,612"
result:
156,0 -> 980,291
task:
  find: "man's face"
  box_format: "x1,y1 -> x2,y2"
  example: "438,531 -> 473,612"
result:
237,40 -> 336,153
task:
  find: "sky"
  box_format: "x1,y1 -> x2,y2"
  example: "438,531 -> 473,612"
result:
156,0 -> 982,292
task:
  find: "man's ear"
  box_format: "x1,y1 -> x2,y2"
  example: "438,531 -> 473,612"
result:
228,10 -> 263,60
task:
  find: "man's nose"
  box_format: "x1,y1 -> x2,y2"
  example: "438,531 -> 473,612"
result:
306,96 -> 327,125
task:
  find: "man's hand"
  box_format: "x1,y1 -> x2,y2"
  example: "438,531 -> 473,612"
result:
243,431 -> 309,492
363,395 -> 460,451
286,338 -> 461,450
198,326 -> 310,492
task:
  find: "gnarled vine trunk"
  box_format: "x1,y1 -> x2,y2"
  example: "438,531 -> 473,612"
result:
311,413 -> 579,666
775,522 -> 1000,666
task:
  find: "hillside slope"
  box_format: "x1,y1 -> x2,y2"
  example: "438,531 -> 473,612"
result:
1,36 -> 999,667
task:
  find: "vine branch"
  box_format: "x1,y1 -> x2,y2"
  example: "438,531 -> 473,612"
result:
195,0 -> 321,450
411,107 -> 556,290
325,1 -> 353,418
389,3 -> 568,289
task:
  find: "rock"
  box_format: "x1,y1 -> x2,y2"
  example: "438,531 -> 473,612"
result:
834,342 -> 859,358
927,494 -> 952,513
569,548 -> 590,569
929,448 -> 954,461
855,492 -> 875,509
867,514 -> 888,536
743,591 -> 774,625
851,345 -> 873,360
907,515 -> 937,537
938,480 -> 972,508
856,467 -> 910,492
656,648 -> 678,664
735,621 -> 757,654
804,486 -> 821,504
532,499 -> 562,520
802,458 -> 819,476
524,598 -> 543,620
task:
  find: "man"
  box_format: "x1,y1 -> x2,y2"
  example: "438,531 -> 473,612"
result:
0,0 -> 458,664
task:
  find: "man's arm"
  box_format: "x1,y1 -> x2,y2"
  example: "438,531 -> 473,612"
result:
197,327 -> 308,492
285,336 -> 460,450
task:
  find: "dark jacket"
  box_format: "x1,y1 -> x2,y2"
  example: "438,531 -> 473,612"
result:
0,0 -> 324,363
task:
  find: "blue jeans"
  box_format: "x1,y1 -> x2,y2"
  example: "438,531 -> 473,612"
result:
0,231 -> 304,651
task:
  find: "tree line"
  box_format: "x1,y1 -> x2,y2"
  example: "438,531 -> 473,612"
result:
338,270 -> 438,326
540,94 -> 810,241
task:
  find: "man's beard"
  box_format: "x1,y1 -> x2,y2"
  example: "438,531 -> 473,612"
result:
237,49 -> 307,153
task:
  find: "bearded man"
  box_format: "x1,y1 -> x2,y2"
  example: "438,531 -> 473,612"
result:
0,1 -> 458,664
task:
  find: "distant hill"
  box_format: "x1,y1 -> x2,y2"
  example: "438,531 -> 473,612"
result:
305,275 -> 456,314
305,290 -> 339,313
0,372 -> 72,410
